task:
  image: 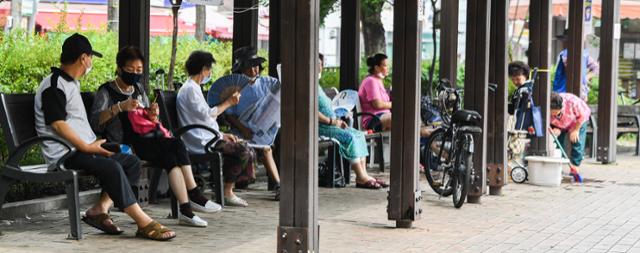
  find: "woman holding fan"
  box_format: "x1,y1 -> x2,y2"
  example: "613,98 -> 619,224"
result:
177,50 -> 256,207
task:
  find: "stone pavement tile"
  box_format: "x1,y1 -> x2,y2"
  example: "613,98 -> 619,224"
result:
608,244 -> 632,252
2,155 -> 640,252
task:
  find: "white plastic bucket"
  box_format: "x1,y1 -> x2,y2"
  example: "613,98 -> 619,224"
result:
524,156 -> 569,187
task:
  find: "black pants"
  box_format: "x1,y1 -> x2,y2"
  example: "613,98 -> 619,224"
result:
64,152 -> 141,209
131,137 -> 191,171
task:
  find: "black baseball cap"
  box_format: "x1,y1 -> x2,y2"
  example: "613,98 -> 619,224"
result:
61,33 -> 103,63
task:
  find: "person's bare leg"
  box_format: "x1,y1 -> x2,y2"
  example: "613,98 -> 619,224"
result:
380,113 -> 392,131
86,192 -> 113,216
261,148 -> 280,184
167,167 -> 189,204
224,182 -> 236,198
123,203 -> 175,239
179,165 -> 198,190
352,159 -> 374,184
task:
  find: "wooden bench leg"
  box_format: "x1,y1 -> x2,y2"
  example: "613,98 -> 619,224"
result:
376,136 -> 385,172
169,190 -> 178,219
210,153 -> 225,207
636,131 -> 640,156
65,174 -> 83,240
148,168 -> 162,204
342,158 -> 351,185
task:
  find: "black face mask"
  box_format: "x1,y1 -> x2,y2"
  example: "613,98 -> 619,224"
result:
120,70 -> 142,86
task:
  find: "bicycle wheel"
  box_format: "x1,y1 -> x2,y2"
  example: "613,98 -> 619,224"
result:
423,129 -> 453,196
453,150 -> 472,208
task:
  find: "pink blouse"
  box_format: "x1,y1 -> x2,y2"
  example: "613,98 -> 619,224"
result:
358,75 -> 391,128
550,93 -> 591,132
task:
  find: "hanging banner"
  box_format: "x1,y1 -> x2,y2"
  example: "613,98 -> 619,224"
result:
584,0 -> 594,35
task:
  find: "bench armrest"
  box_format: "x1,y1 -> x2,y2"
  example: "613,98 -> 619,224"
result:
354,112 -> 382,131
5,135 -> 76,172
173,124 -> 222,154
618,114 -> 640,127
588,115 -> 597,129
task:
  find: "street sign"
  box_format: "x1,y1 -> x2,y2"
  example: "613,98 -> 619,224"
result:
185,0 -> 223,6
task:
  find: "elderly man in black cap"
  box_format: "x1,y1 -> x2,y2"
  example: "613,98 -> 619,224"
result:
208,46 -> 282,200
34,33 -> 175,240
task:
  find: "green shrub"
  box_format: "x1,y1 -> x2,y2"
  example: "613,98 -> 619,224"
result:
0,30 -> 238,93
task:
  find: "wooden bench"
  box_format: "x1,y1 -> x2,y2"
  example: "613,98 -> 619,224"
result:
586,105 -> 640,156
0,92 -> 97,240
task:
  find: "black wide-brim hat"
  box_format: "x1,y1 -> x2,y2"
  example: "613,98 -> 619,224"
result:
232,46 -> 266,72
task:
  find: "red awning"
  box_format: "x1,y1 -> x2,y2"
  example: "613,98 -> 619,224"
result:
34,11 -> 195,36
509,1 -> 640,20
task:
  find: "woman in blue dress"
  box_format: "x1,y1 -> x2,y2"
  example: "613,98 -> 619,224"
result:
318,54 -> 387,189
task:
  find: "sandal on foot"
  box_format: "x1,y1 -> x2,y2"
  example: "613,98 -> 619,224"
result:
374,178 -> 389,188
81,213 -> 123,235
356,179 -> 382,189
274,186 -> 280,201
136,221 -> 176,241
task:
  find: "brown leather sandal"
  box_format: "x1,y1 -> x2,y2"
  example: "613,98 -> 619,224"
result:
81,213 -> 123,235
356,179 -> 382,189
136,221 -> 176,241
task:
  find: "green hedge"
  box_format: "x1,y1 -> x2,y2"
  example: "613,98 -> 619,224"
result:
0,30 -> 243,94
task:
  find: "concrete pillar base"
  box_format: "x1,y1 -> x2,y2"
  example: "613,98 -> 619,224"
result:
489,186 -> 503,196
467,195 -> 481,204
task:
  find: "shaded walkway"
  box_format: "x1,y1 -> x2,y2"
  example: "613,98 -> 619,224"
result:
1,152 -> 640,253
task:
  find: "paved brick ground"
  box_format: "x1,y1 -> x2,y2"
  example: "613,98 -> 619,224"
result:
1,153 -> 640,253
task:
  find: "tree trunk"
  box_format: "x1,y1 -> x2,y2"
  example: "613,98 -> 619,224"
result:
167,1 -> 182,91
360,0 -> 386,57
8,0 -> 22,32
195,5 -> 206,41
107,0 -> 118,32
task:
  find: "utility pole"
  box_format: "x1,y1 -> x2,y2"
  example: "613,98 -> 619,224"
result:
27,0 -> 39,34
108,0 -> 119,32
195,5 -> 206,41
8,0 -> 23,32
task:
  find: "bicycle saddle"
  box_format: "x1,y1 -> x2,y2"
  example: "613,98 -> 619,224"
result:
452,110 -> 482,126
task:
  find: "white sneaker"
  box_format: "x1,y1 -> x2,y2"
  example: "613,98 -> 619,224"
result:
178,213 -> 208,227
224,195 -> 248,207
190,200 -> 222,213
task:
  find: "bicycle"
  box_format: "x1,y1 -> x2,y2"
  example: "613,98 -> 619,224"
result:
421,79 -> 483,208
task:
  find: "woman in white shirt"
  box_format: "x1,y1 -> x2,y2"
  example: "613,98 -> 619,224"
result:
177,51 -> 255,207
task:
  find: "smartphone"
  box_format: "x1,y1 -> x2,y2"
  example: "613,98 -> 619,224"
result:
101,142 -> 121,153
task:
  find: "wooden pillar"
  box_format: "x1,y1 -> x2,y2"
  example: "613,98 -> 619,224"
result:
566,0 -> 586,97
528,0 -> 553,156
119,0 -> 150,92
597,0 -> 620,163
487,0 -> 508,196
464,0 -> 491,203
439,0 -> 459,84
277,0 -> 319,251
339,0 -> 361,91
269,0 -> 281,78
388,0 -> 422,228
233,0 -> 259,56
